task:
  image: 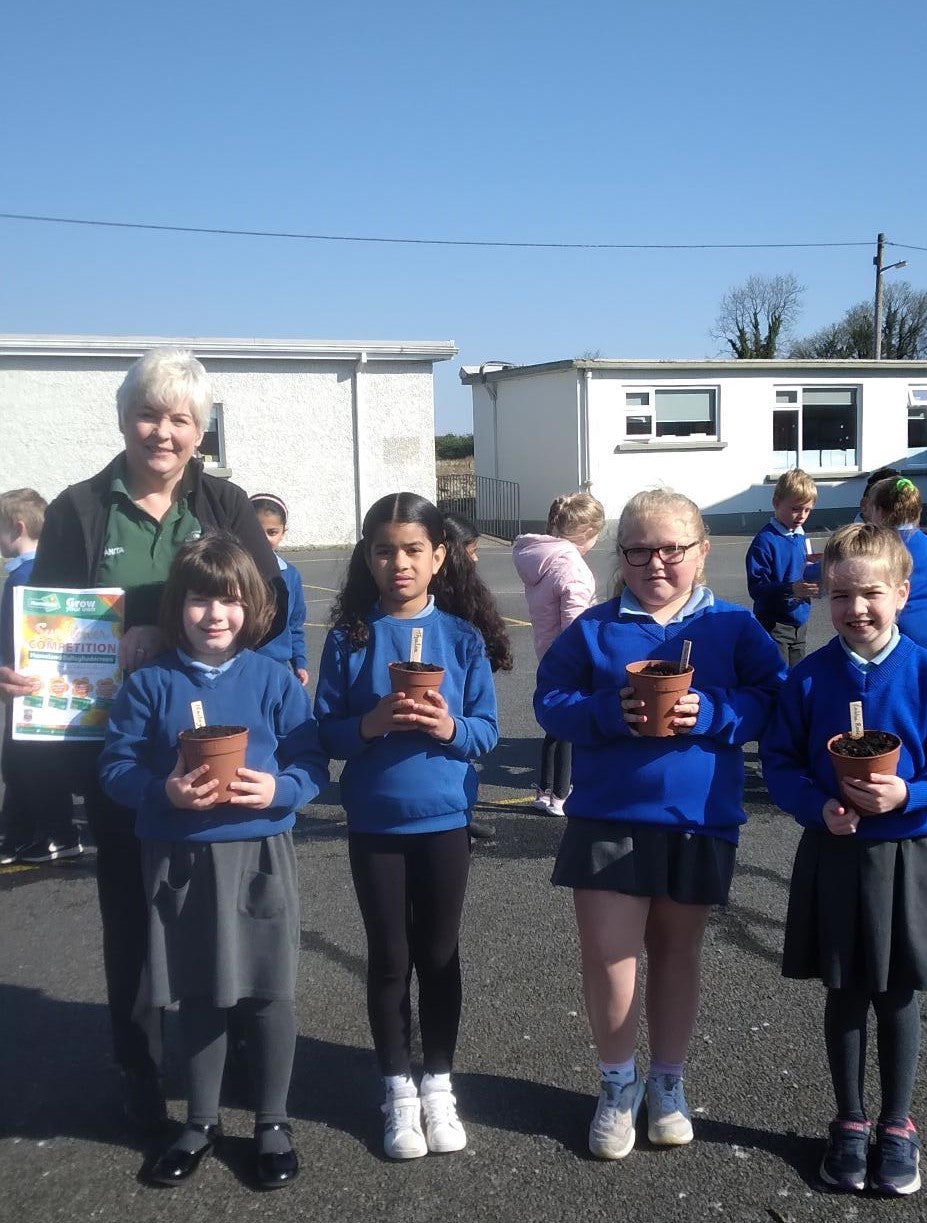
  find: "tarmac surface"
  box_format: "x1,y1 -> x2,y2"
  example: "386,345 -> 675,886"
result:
1,533 -> 924,1222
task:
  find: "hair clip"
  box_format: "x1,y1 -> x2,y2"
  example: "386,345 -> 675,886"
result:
896,478 -> 916,491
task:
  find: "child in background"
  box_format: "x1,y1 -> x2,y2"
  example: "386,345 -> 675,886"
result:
314,493 -> 501,1160
867,476 -> 927,647
513,493 -> 604,815
0,488 -> 80,864
443,512 -> 513,841
443,512 -> 480,563
99,534 -> 327,1190
762,523 -> 926,1197
857,467 -> 900,523
746,468 -> 819,667
250,494 -> 309,685
535,488 -> 784,1161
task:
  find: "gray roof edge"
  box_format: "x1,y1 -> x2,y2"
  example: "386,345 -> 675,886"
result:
0,335 -> 457,363
460,357 -> 927,383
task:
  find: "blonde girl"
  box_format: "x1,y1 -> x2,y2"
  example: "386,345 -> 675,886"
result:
535,488 -> 784,1160
513,493 -> 604,814
868,476 -> 927,647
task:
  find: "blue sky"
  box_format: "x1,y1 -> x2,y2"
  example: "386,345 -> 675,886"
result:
3,0 -> 925,432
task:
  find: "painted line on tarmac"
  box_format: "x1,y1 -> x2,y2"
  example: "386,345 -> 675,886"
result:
303,584 -> 338,593
503,617 -> 531,627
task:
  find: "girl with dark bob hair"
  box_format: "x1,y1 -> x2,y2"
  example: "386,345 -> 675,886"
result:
100,532 -> 327,1191
314,492 -> 501,1160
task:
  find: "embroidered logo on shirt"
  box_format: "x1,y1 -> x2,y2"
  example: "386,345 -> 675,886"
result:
103,546 -> 125,557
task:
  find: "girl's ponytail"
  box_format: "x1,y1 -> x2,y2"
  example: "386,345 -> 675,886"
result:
330,540 -> 379,649
433,537 -> 513,673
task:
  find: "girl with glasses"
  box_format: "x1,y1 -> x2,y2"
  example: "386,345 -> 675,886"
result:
534,488 -> 785,1161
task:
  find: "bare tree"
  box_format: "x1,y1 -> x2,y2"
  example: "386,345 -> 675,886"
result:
712,273 -> 805,358
790,282 -> 927,359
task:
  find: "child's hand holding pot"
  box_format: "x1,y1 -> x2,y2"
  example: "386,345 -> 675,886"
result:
166,757 -> 220,810
361,692 -> 419,739
229,769 -> 277,809
406,689 -> 455,742
822,798 -> 860,835
839,773 -> 908,815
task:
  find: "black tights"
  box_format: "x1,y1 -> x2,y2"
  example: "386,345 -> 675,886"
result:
539,734 -> 572,800
181,996 -> 296,1126
824,985 -> 921,1126
349,827 -> 471,1076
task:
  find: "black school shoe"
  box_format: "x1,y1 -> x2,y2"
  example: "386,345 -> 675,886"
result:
18,836 -> 83,864
869,1119 -> 922,1196
255,1122 -> 299,1189
0,837 -> 24,865
147,1122 -> 223,1186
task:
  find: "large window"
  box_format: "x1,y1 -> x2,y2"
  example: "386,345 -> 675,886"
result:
198,402 -> 226,468
772,387 -> 857,470
622,387 -> 718,440
908,388 -> 927,454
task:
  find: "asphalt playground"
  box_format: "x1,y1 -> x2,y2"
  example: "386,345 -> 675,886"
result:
1,534 -> 924,1223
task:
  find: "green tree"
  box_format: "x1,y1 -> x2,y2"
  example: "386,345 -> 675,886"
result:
712,273 -> 805,358
790,282 -> 927,359
434,433 -> 474,460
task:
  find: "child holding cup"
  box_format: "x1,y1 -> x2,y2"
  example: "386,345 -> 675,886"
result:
313,493 -> 502,1160
534,488 -> 784,1161
762,522 -> 927,1196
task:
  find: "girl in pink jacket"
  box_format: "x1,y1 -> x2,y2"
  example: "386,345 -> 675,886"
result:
513,493 -> 604,814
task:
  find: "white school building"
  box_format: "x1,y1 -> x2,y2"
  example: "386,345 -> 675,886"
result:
461,358 -> 927,533
0,334 -> 457,547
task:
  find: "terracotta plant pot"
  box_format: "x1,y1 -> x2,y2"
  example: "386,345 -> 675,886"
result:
388,661 -> 445,700
827,731 -> 901,810
625,660 -> 694,738
179,724 -> 249,799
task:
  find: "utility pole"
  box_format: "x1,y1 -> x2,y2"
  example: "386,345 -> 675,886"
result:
872,233 -> 907,360
873,233 -> 885,360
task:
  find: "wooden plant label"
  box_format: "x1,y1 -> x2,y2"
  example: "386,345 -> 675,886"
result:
679,639 -> 692,674
409,628 -> 423,664
191,700 -> 206,729
849,701 -> 864,740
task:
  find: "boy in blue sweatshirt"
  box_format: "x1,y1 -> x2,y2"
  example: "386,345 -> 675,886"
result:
746,468 -> 819,667
0,488 -> 80,863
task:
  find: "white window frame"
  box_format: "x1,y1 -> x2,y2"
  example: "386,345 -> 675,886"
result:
908,387 -> 927,455
621,385 -> 719,442
771,385 -> 859,472
198,402 -> 227,469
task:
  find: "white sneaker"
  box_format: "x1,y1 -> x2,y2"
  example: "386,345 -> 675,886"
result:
588,1074 -> 645,1159
531,788 -> 552,812
382,1093 -> 427,1160
646,1074 -> 694,1146
547,794 -> 566,816
421,1088 -> 467,1153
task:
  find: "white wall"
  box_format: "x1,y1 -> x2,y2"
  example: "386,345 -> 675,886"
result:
0,351 -> 441,547
471,360 -> 927,532
473,368 -> 582,525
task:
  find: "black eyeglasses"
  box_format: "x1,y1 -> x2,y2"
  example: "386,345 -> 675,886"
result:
621,541 -> 702,567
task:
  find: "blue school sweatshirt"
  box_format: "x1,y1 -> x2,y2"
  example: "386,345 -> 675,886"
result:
257,558 -> 308,672
745,521 -> 811,628
534,594 -> 786,843
897,526 -> 927,648
313,603 -> 499,834
760,634 -> 927,840
98,649 -> 328,842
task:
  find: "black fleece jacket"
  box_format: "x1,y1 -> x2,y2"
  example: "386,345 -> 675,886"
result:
31,455 -> 287,642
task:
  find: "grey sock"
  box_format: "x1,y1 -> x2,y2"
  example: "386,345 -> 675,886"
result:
175,1123 -> 213,1154
256,1122 -> 292,1156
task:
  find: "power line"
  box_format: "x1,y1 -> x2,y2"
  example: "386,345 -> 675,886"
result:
0,211 -> 884,252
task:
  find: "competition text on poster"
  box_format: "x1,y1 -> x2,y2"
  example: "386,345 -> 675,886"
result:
12,587 -> 125,742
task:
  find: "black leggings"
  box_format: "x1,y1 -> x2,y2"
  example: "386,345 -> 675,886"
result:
539,733 -> 572,799
824,985 -> 921,1126
349,827 -> 471,1076
181,996 -> 296,1126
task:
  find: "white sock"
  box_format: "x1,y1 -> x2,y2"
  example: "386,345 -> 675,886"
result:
420,1071 -> 452,1096
599,1058 -> 637,1088
384,1073 -> 417,1099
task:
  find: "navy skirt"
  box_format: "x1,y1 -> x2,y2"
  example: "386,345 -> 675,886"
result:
551,817 -> 737,906
783,829 -> 927,991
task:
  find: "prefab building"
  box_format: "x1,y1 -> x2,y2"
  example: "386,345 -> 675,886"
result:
461,358 -> 927,532
0,334 -> 457,546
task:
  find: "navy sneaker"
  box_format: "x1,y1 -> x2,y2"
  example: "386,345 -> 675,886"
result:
870,1119 -> 921,1196
819,1119 -> 870,1192
18,837 -> 83,864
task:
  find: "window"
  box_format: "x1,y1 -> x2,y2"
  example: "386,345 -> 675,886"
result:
772,387 -> 857,471
623,387 -> 717,440
198,402 -> 226,468
908,388 -> 927,453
